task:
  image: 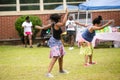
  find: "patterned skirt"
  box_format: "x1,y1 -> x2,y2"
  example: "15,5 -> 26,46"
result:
78,35 -> 93,55
80,46 -> 93,55
48,36 -> 66,58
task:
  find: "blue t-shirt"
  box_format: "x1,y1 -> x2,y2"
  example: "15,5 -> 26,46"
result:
82,29 -> 95,42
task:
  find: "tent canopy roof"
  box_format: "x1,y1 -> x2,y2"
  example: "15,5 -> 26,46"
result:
55,5 -> 78,10
79,0 -> 120,10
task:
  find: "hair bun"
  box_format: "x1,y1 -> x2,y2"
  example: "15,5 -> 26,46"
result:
98,15 -> 102,20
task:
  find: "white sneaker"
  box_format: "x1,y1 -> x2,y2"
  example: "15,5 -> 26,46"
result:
59,70 -> 69,74
71,47 -> 74,49
46,73 -> 54,78
69,47 -> 74,50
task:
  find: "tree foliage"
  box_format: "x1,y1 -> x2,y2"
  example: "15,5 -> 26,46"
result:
15,15 -> 42,39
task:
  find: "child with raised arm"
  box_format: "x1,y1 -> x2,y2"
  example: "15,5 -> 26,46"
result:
79,16 -> 113,66
66,15 -> 87,50
35,9 -> 68,77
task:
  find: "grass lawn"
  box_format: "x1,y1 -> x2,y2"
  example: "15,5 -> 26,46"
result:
0,45 -> 120,80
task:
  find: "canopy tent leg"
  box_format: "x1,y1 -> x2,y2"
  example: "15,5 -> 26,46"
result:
86,10 -> 89,24
77,9 -> 80,22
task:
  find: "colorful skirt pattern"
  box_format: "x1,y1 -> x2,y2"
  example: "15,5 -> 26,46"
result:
80,46 -> 93,55
48,36 -> 66,58
79,35 -> 94,55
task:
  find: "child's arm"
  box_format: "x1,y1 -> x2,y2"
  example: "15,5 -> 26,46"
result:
93,20 -> 113,30
75,21 -> 88,27
35,24 -> 52,30
22,22 -> 25,28
56,9 -> 68,27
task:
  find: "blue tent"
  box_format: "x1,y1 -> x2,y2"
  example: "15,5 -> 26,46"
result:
55,5 -> 78,10
78,0 -> 120,24
79,0 -> 120,10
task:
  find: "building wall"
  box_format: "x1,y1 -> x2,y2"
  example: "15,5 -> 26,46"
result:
0,15 -> 19,40
0,14 -> 50,40
0,11 -> 120,40
92,11 -> 120,26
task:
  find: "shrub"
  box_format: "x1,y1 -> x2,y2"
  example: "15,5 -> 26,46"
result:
15,15 -> 42,43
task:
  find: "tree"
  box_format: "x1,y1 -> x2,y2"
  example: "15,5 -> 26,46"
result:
15,15 -> 42,43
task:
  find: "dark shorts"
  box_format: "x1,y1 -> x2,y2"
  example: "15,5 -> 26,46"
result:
67,31 -> 76,36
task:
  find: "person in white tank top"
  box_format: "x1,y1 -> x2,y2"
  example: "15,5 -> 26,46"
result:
66,15 -> 87,50
22,16 -> 33,48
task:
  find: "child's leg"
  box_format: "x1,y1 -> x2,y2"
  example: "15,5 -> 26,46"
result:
24,36 -> 27,47
58,55 -> 63,71
87,42 -> 93,63
48,56 -> 58,73
89,54 -> 96,64
71,34 -> 75,47
85,55 -> 89,64
87,43 -> 96,64
85,42 -> 91,64
69,35 -> 72,46
28,34 -> 32,47
89,54 -> 93,63
58,55 -> 68,73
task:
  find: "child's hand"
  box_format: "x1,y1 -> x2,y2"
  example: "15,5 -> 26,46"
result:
65,8 -> 68,14
35,26 -> 42,29
108,20 -> 113,24
84,24 -> 88,27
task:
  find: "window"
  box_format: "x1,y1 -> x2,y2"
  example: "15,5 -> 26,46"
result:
0,0 -> 16,4
44,4 -> 62,10
0,6 -> 16,11
44,0 -> 62,3
20,0 -> 39,3
75,13 -> 91,19
0,0 -> 16,11
0,0 -> 85,15
66,0 -> 85,6
20,5 -> 40,11
20,0 -> 40,11
44,0 -> 62,10
67,0 -> 85,2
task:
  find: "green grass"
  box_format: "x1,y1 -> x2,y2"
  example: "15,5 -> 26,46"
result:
0,45 -> 120,80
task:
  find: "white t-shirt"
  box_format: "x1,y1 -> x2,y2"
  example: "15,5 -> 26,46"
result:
65,20 -> 76,31
22,21 -> 32,32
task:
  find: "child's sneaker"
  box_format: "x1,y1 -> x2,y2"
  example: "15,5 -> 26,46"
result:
69,47 -> 74,50
89,61 -> 97,65
59,70 -> 69,74
46,73 -> 54,78
84,63 -> 91,67
25,45 -> 27,48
